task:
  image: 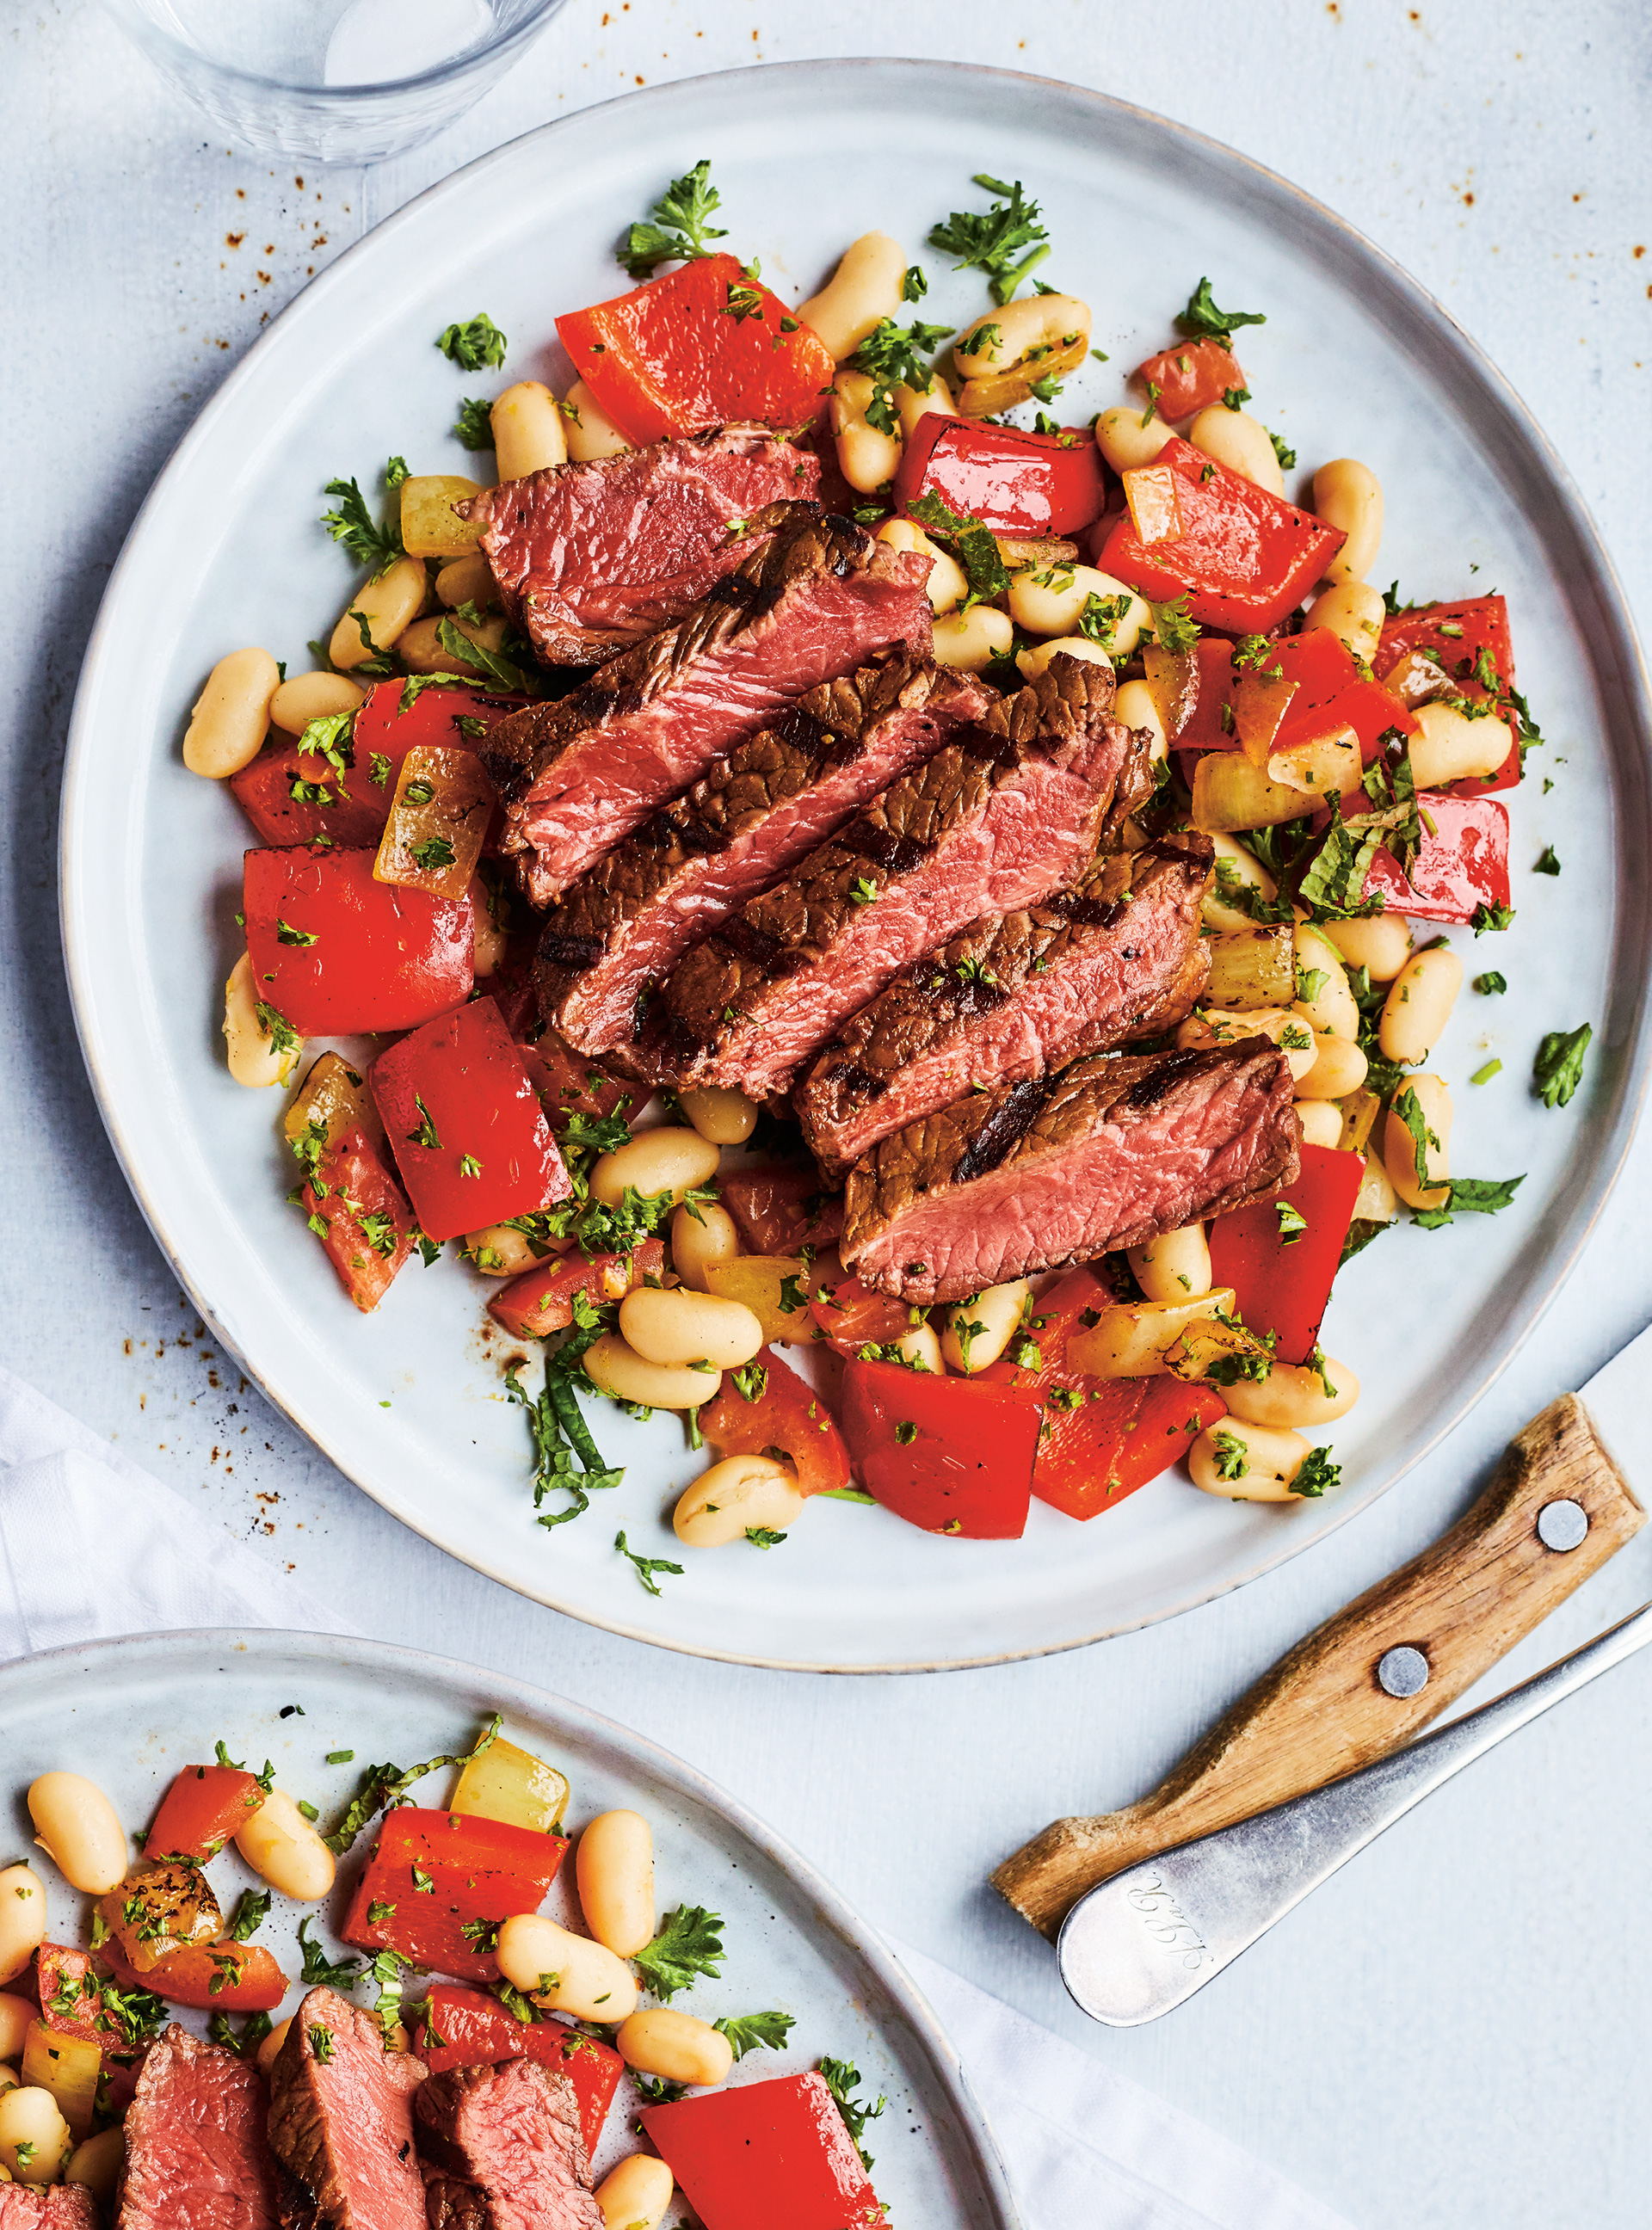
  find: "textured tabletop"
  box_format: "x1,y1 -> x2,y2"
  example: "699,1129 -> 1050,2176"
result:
3,5 -> 1650,2225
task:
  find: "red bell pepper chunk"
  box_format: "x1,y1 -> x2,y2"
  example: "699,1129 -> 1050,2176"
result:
558,254 -> 836,447
230,681 -> 521,849
303,1125 -> 418,1313
1189,631 -> 1414,765
371,997 -> 572,1243
145,1762 -> 268,1862
719,1167 -> 842,1256
839,1357 -> 1040,1537
1098,436 -> 1345,631
643,2071 -> 885,2230
516,1032 -> 633,1128
1137,336 -> 1248,420
489,1237 -> 664,1339
1175,637 -> 1241,750
243,846 -> 474,1037
415,1987 -> 622,2155
100,1938 -> 287,2012
34,1945 -> 110,2045
1374,595 -> 1522,794
981,1267 -> 1225,1520
340,1808 -> 569,1984
1207,1143 -> 1364,1365
698,1346 -> 850,1499
809,1270 -> 914,1356
892,415 -> 1106,537
1359,792 -> 1512,922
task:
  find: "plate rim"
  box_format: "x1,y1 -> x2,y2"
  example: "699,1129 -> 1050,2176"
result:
59,55 -> 1652,1672
0,1622 -> 1024,2229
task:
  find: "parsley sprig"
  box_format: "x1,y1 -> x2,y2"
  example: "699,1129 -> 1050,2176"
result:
714,2010 -> 795,2059
619,158 -> 729,279
848,317 -> 954,434
819,2054 -> 886,2171
436,312 -> 508,371
633,1905 -> 724,2000
321,470 -> 405,576
1175,277 -> 1267,346
928,174 -> 1051,303
505,1302 -> 626,1533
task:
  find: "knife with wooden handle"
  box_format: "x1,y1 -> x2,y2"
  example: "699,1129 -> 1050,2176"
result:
994,1379 -> 1647,1940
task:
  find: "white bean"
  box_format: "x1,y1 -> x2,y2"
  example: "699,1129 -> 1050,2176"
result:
1189,1420 -> 1316,1501
0,2065 -> 14,2096
1383,1072 -> 1452,1210
616,2007 -> 733,2089
1292,1030 -> 1369,1100
398,609 -> 508,675
182,647 -> 280,779
465,1223 -> 544,1276
674,1455 -> 806,1547
1180,1005 -> 1319,1082
1094,406 -> 1174,473
877,520 -> 966,614
0,2000 -> 31,2063
595,2153 -> 675,2230
956,293 -> 1092,376
797,232 -> 909,360
491,379 -> 568,480
65,2126 -> 126,2202
496,1913 -> 638,2024
561,381 -> 630,462
1293,925 -> 1359,1039
678,1086 -> 758,1147
941,1279 -> 1030,1374
1409,699 -> 1511,786
619,1287 -> 763,1371
223,952 -> 298,1088
268,670 -> 365,736
1126,1226 -> 1211,1303
1008,563 -> 1149,651
893,1321 -> 943,1373
830,371 -> 903,495
583,1334 -> 722,1413
1201,833 -> 1279,933
1224,1355 -> 1359,1430
1320,913 -> 1412,983
256,2017 -> 293,2077
1016,638 -> 1114,684
670,1202 -> 740,1293
27,1773 -> 126,1895
1113,677 -> 1168,763
576,1811 -> 656,1958
1294,1099 -> 1345,1149
234,1787 -> 336,1902
896,368 -> 957,441
1378,948 -> 1463,1067
589,1129 -> 718,1210
0,2086 -> 69,2184
0,1869 -> 46,1988
1313,459 -> 1384,583
1304,580 -> 1385,662
329,553 -> 427,669
435,551 -> 500,613
932,605 -> 1013,672
1188,406 -> 1285,496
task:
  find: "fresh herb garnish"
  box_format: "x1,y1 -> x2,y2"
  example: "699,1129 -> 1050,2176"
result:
296,1916 -> 364,1987
634,1906 -> 724,2001
1471,902 -> 1515,935
226,1888 -> 271,1943
905,490 -> 1009,607
320,1715 -> 502,1857
1175,277 -> 1267,345
619,158 -> 728,279
321,474 -> 404,576
1533,1022 -> 1591,1109
714,2010 -> 796,2059
616,1529 -> 684,1599
453,397 -> 494,451
1474,970 -> 1507,995
1291,1447 -> 1341,1498
436,313 -> 508,371
848,317 -> 953,434
928,174 -> 1051,303
819,2055 -> 886,2171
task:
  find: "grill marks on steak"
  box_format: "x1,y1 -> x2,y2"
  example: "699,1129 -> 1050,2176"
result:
840,1039 -> 1302,1303
116,2023 -> 281,2230
480,510 -> 933,904
414,2061 -> 602,2230
794,830 -> 1215,1175
656,658 -> 1151,1098
468,428 -> 820,666
268,1987 -> 428,2230
536,655 -> 994,1055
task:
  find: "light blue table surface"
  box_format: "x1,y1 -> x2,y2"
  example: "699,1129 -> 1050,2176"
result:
4,6 -> 1650,2225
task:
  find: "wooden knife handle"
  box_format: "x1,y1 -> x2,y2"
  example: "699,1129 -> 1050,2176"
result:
994,1395 -> 1644,1938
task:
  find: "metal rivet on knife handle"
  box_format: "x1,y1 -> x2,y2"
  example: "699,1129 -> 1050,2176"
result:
1376,1645 -> 1429,1697
1537,1498 -> 1589,1552
992,1393 -> 1646,1941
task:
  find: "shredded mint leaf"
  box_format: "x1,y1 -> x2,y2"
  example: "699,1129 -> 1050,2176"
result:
321,1715 -> 501,1856
905,490 -> 1009,608
616,1529 -> 684,1599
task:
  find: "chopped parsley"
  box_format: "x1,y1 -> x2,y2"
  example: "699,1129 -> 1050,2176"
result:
1291,1447 -> 1341,1499
436,312 -> 508,371
255,1001 -> 300,1057
1275,1202 -> 1308,1246
275,918 -> 318,947
320,472 -> 404,576
714,2010 -> 796,2059
905,490 -> 1009,607
296,1916 -> 364,1987
435,616 -> 530,693
407,1095 -> 441,1150
1269,429 -> 1297,471
1175,277 -> 1267,345
1211,1428 -> 1249,1481
453,397 -> 494,451
819,2055 -> 885,2172
1471,902 -> 1515,935
848,876 -> 879,907
226,1888 -> 271,1943
619,158 -> 728,279
1534,845 -> 1561,876
616,1528 -> 684,1599
1533,1022 -> 1591,1109
505,1320 -> 626,1533
635,1905 -> 724,2000
1148,595 -> 1200,655
731,1361 -> 768,1404
928,174 -> 1051,303
893,1420 -> 919,1445
1474,970 -> 1507,995
745,1526 -> 787,1549
848,316 -> 953,434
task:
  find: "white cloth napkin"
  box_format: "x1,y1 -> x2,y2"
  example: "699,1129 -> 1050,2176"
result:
0,1361 -> 1353,2230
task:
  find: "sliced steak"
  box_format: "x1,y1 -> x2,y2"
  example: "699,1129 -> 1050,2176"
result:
796,830 -> 1214,1175
413,2061 -> 601,2230
267,1986 -> 428,2230
0,2189 -> 97,2228
655,658 -> 1151,1098
479,511 -> 932,905
841,1039 -> 1301,1303
116,2022 -> 281,2230
538,655 -> 993,1056
468,426 -> 820,665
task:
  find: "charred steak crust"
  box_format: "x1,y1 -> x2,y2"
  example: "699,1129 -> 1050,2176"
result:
116,2020 -> 282,2230
794,829 -> 1215,1175
466,427 -> 821,666
840,1038 -> 1302,1303
655,658 -> 1151,1096
479,508 -> 932,904
268,1987 -> 428,2230
413,2060 -> 602,2230
534,653 -> 993,1055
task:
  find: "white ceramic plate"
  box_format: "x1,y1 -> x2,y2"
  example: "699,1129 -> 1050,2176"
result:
61,61 -> 1652,1669
0,1629 -> 1018,2224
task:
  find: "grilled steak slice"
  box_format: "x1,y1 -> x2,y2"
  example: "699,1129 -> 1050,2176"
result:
117,2022 -> 281,2229
796,830 -> 1214,1175
413,2061 -> 601,2230
841,1039 -> 1301,1303
655,658 -> 1151,1098
480,511 -> 932,905
0,2188 -> 97,2227
468,427 -> 820,665
538,655 -> 993,1055
268,1987 -> 428,2230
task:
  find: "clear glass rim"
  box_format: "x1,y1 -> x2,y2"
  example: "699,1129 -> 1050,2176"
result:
93,0 -> 567,103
